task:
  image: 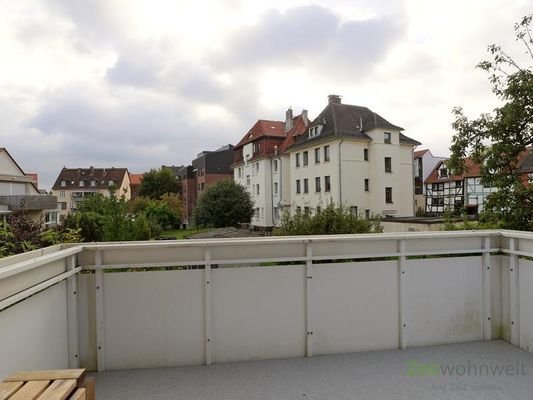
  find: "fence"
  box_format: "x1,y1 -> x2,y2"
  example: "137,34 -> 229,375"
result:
0,230 -> 532,378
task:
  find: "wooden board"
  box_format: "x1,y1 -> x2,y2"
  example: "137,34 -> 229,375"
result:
9,381 -> 50,400
4,370 -> 85,384
68,388 -> 86,400
79,377 -> 95,400
0,381 -> 23,400
36,379 -> 76,400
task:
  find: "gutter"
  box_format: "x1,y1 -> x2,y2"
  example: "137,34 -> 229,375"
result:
338,138 -> 344,205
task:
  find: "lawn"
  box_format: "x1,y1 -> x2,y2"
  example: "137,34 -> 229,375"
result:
161,227 -> 211,239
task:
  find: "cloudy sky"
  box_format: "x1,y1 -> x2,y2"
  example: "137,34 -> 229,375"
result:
1,0 -> 531,189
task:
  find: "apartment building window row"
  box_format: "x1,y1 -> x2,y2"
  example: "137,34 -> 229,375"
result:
296,176 -> 331,194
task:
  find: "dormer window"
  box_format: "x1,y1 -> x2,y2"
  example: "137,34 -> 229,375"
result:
91,180 -> 97,187
309,125 -> 322,138
61,180 -> 66,187
439,167 -> 448,179
384,132 -> 392,144
79,180 -> 85,187
108,180 -> 115,187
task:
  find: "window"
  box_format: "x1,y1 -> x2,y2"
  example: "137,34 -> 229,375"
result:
296,206 -> 302,214
315,177 -> 321,192
296,153 -> 300,168
384,132 -> 391,144
364,179 -> 369,192
365,209 -> 370,219
296,179 -> 301,194
253,142 -> 258,153
304,178 -> 309,194
108,180 -> 115,187
315,148 -> 320,164
316,206 -> 321,214
255,163 -> 259,173
61,180 -> 66,187
385,187 -> 393,203
274,182 -> 278,195
350,206 -> 358,217
61,202 -> 67,210
385,157 -> 392,173
456,180 -> 462,188
60,191 -> 65,198
79,180 -> 85,187
255,207 -> 260,218
91,180 -> 96,187
256,184 -> 260,195
238,168 -> 242,178
304,206 -> 310,215
324,146 -> 330,162
325,176 -> 331,192
364,149 -> 368,161
201,183 -> 205,191
303,151 -> 308,166
431,197 -> 444,206
439,167 -> 448,178
309,126 -> 321,138
274,160 -> 278,172
246,175 -> 250,186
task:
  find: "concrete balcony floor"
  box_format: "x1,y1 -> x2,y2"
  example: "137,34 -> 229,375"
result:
94,341 -> 533,400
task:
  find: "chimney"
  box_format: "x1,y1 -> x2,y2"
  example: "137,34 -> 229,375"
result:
302,109 -> 309,126
285,107 -> 293,132
89,166 -> 94,176
328,94 -> 342,104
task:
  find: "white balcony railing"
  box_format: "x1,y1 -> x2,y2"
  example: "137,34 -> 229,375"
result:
0,230 -> 532,379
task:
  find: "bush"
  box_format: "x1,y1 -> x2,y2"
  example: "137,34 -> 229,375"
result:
273,203 -> 383,236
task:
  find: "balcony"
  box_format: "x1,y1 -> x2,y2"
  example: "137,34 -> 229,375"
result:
0,194 -> 57,211
1,231 -> 533,399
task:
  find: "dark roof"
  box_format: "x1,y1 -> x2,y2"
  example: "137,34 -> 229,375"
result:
424,159 -> 481,184
289,101 -> 420,150
52,167 -> 128,190
414,149 -> 429,158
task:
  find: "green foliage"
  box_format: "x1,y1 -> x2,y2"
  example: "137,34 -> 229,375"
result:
273,203 -> 383,236
448,15 -> 533,230
145,202 -> 179,229
128,193 -> 182,230
193,180 -> 254,228
0,214 -> 82,258
139,167 -> 179,199
66,191 -> 159,242
442,210 -> 501,231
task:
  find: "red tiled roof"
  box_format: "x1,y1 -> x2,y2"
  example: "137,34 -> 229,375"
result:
129,173 -> 144,185
425,158 -> 481,184
278,114 -> 310,154
234,120 -> 286,148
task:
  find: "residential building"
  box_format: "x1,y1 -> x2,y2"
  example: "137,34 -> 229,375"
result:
413,149 -> 447,212
232,109 -> 309,227
177,165 -> 196,226
0,148 -> 58,225
425,158 -> 497,215
287,95 -> 420,218
52,167 -> 131,222
129,173 -> 144,199
192,144 -> 234,202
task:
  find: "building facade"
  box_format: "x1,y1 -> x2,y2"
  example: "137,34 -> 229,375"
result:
413,149 -> 447,213
52,167 -> 131,222
177,165 -> 196,226
233,110 -> 309,227
0,148 -> 58,225
287,95 -> 420,218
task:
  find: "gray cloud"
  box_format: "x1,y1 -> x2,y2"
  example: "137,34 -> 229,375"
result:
215,5 -> 406,77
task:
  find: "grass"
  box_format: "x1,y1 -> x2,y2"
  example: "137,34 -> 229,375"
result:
161,227 -> 211,239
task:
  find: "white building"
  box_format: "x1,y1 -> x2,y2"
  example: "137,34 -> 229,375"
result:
286,95 -> 420,218
233,111 -> 309,227
413,149 -> 447,213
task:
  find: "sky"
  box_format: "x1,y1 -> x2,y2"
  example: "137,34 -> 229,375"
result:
1,0 -> 531,189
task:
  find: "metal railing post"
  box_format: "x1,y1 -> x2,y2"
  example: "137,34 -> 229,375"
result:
509,238 -> 520,346
204,247 -> 212,365
95,249 -> 106,371
66,254 -> 80,368
305,242 -> 313,357
482,237 -> 492,340
398,239 -> 407,349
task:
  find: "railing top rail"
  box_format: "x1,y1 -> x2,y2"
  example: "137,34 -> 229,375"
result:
80,230 -> 501,251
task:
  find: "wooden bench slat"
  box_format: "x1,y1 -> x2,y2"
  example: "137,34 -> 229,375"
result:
36,379 -> 76,400
79,377 -> 95,400
0,381 -> 24,400
4,370 -> 85,383
68,388 -> 86,400
9,381 -> 50,400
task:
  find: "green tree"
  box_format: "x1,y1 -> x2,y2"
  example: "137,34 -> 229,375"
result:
449,15 -> 533,230
139,167 -> 179,199
273,203 -> 382,236
193,180 -> 254,227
